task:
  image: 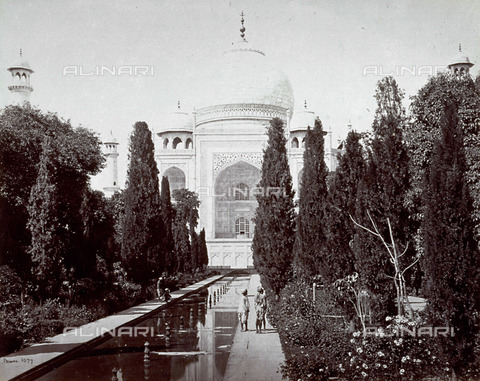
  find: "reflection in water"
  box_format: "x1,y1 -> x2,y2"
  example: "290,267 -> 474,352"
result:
37,277 -> 247,381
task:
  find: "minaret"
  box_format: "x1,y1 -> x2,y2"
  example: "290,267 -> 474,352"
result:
103,131 -> 120,197
7,49 -> 34,104
447,44 -> 474,77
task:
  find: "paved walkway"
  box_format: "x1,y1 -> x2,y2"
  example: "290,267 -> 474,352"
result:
0,274 -> 225,381
223,273 -> 285,381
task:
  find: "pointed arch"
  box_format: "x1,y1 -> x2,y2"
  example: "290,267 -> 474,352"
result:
172,137 -> 182,149
214,160 -> 261,239
163,166 -> 185,190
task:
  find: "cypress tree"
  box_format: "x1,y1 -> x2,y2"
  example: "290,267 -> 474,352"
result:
353,77 -> 411,319
252,117 -> 296,296
160,176 -> 175,274
422,104 -> 480,373
27,137 -> 63,300
294,119 -> 329,282
199,228 -> 208,270
324,131 -> 365,283
122,122 -> 164,294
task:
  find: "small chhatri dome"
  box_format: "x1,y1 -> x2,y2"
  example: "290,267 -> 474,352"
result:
447,44 -> 474,74
158,101 -> 194,133
8,49 -> 34,72
103,130 -> 118,144
290,100 -> 316,132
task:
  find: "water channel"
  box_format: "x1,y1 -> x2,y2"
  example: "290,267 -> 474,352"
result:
36,274 -> 251,381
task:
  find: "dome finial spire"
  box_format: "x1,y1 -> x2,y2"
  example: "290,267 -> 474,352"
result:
304,99 -> 307,109
20,48 -> 22,57
240,11 -> 246,41
177,100 -> 181,110
459,43 -> 462,52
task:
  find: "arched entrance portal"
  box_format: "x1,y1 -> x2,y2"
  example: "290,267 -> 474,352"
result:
214,161 -> 261,239
163,166 -> 186,190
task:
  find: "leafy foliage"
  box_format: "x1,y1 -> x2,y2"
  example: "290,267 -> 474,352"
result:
406,73 -> 480,236
172,189 -> 200,273
0,105 -> 103,279
252,117 -> 296,296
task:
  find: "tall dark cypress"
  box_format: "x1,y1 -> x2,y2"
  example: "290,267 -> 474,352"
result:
27,137 -> 63,300
324,131 -> 365,283
199,228 -> 208,270
294,119 -> 329,282
252,117 -> 296,296
160,176 -> 175,274
422,104 -> 480,373
352,77 -> 411,320
122,122 -> 164,294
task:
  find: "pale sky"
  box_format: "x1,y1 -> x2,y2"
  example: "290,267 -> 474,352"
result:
1,0 -> 479,190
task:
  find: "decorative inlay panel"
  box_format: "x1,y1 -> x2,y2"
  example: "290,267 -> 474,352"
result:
213,152 -> 262,176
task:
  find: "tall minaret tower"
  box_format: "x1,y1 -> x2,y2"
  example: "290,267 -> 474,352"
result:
103,131 -> 120,197
7,49 -> 34,104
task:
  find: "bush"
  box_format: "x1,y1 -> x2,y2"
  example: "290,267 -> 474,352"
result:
0,299 -> 97,355
270,280 -> 350,380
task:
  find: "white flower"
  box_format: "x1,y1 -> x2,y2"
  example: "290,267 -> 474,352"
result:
357,347 -> 363,354
400,369 -> 405,375
383,364 -> 387,369
353,331 -> 361,337
361,371 -> 368,378
362,363 -> 368,369
377,351 -> 385,357
386,316 -> 393,321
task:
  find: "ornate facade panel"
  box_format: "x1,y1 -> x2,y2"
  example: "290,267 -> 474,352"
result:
213,152 -> 262,176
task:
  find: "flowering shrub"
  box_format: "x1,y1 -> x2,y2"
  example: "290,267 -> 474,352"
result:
343,315 -> 450,380
270,279 -> 480,380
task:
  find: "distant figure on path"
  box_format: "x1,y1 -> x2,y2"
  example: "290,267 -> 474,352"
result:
254,286 -> 267,333
238,289 -> 250,331
163,288 -> 171,302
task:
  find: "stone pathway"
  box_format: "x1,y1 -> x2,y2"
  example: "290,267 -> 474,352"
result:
223,273 -> 285,381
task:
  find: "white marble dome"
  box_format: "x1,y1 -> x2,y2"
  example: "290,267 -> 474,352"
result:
199,41 -> 294,112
